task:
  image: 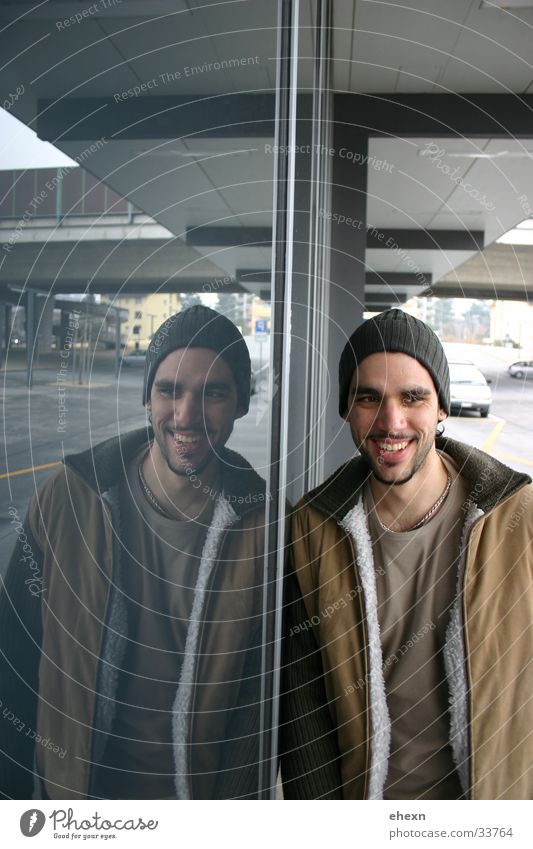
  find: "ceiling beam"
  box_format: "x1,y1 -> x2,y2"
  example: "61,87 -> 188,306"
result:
365,293 -> 407,305
365,272 -> 432,288
187,227 -> 272,247
367,229 -> 483,251
37,95 -> 275,142
4,279 -> 244,296
189,227 -> 480,251
335,93 -> 533,138
244,271 -> 432,289
37,94 -> 533,142
424,285 -> 532,301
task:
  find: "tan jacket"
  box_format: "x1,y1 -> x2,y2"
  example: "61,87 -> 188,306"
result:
0,429 -> 266,800
281,438 -> 533,800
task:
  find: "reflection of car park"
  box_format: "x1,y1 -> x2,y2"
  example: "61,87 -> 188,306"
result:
449,362 -> 492,418
508,361 -> 533,380
121,349 -> 147,367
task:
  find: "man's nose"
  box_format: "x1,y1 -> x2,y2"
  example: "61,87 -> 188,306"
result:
173,391 -> 202,426
375,398 -> 407,432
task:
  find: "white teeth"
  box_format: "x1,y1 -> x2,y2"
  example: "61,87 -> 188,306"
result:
173,434 -> 203,444
377,441 -> 408,452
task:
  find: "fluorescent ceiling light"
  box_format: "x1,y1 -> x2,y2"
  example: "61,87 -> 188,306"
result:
418,148 -> 533,159
132,148 -> 256,158
497,219 -> 533,245
480,1 -> 533,8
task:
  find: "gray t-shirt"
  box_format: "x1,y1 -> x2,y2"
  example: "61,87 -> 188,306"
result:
365,453 -> 469,799
96,446 -> 216,799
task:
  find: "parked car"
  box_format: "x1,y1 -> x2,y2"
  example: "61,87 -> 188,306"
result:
121,349 -> 147,367
449,362 -> 492,417
508,360 -> 533,380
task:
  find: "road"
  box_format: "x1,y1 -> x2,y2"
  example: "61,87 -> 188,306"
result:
443,344 -> 533,477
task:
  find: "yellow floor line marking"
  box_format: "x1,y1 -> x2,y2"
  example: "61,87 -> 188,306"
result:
0,461 -> 61,480
492,450 -> 533,468
481,418 -> 506,454
45,382 -> 112,390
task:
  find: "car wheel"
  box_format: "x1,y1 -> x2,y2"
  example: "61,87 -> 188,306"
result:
480,407 -> 489,418
513,370 -> 524,379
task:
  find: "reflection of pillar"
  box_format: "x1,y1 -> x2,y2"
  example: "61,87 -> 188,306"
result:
324,125 -> 368,477
4,303 -> 12,359
37,297 -> 54,351
115,310 -> 122,378
59,309 -> 70,349
0,302 -> 4,369
26,289 -> 36,389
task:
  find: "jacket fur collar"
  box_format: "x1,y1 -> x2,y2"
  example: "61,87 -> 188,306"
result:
305,436 -> 530,520
63,426 -> 267,518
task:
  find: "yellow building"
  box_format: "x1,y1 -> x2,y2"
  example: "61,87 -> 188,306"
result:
114,293 -> 182,350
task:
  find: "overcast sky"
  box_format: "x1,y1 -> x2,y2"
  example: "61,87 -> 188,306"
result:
0,108 -> 75,170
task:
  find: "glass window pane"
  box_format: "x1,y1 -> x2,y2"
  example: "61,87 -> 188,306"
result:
0,0 -> 286,802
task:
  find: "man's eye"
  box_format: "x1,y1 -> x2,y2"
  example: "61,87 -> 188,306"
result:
404,394 -> 422,404
158,388 -> 180,399
356,394 -> 379,404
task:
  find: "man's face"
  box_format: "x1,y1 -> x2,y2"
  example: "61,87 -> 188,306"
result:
344,352 -> 447,486
146,347 -> 244,477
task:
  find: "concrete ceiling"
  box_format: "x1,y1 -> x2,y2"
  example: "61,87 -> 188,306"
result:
1,0 -> 533,303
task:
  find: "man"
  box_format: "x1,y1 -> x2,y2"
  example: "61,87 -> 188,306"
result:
0,305 -> 266,800
281,308 -> 532,800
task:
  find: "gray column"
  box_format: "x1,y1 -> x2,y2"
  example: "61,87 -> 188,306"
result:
323,127 -> 368,477
285,96 -> 313,505
26,290 -> 36,389
114,309 -> 122,377
0,302 -> 5,369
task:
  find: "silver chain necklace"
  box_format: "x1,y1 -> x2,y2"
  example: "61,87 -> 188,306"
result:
379,471 -> 452,532
138,461 -> 174,518
138,456 -> 214,522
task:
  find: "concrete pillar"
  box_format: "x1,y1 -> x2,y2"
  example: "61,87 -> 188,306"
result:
285,95 -> 313,505
114,310 -> 122,377
26,290 -> 36,389
323,127 -> 368,477
37,296 -> 54,352
59,308 -> 71,350
0,302 -> 5,369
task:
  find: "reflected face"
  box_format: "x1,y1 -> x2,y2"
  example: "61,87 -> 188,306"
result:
344,352 -> 447,486
147,347 -> 244,477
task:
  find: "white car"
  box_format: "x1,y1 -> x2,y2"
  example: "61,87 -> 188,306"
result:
449,362 -> 492,418
508,360 -> 533,380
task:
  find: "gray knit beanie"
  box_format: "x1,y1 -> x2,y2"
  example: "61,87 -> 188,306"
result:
338,309 -> 450,416
143,305 -> 251,413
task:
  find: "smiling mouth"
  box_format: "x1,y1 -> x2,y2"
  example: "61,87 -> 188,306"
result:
376,440 -> 409,453
173,433 -> 204,445
369,436 -> 416,459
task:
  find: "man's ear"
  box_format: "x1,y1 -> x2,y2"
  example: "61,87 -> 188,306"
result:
438,407 -> 447,422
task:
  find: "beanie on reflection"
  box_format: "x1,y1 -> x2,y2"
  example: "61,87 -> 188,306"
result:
142,305 -> 251,414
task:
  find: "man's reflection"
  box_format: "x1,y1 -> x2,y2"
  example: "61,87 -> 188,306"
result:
0,306 -> 267,800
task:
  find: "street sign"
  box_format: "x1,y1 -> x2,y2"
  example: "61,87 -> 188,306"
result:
255,319 -> 268,335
